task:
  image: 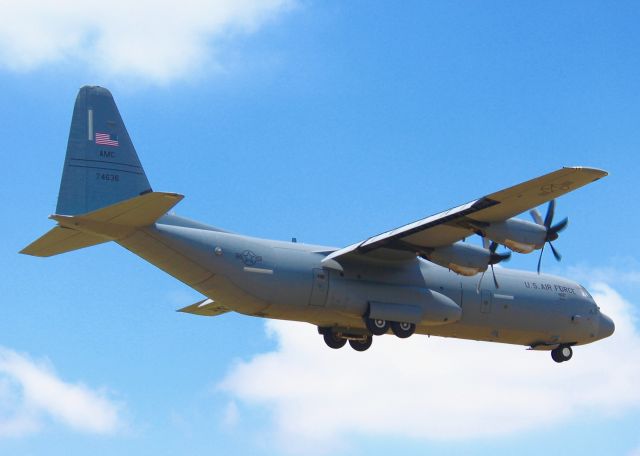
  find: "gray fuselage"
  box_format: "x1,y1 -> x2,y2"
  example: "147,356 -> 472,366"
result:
117,214 -> 613,349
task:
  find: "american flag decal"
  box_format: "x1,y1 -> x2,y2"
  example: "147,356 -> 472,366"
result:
95,132 -> 119,147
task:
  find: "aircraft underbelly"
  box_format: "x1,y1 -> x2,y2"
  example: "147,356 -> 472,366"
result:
119,225 -> 273,315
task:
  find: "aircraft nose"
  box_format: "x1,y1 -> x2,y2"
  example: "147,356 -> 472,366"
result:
597,313 -> 615,340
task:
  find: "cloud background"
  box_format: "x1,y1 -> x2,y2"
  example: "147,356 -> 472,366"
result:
0,348 -> 123,437
0,0 -> 293,83
219,283 -> 639,453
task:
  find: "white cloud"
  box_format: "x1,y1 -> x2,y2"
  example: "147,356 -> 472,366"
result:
0,0 -> 294,83
219,282 -> 640,453
0,348 -> 123,437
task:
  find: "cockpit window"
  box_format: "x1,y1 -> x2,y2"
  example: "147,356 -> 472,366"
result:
579,286 -> 593,300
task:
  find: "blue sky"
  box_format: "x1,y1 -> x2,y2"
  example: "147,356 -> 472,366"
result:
1,1 -> 639,455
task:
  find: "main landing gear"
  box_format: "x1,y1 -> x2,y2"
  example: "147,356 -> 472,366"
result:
320,317 -> 416,352
349,337 -> 373,352
322,331 -> 347,349
365,316 -> 416,338
320,328 -> 372,351
551,345 -> 573,363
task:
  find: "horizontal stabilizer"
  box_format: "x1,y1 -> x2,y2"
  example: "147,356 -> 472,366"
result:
177,298 -> 230,317
51,191 -> 183,238
21,192 -> 183,257
20,226 -> 107,257
54,191 -> 183,226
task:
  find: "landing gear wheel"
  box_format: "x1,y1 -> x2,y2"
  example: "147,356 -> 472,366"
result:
349,335 -> 373,352
551,345 -> 573,363
366,318 -> 389,336
391,321 -> 416,338
323,331 -> 347,349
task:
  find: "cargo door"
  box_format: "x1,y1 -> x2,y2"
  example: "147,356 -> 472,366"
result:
309,268 -> 329,307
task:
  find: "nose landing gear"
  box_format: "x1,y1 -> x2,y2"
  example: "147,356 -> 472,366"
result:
551,345 -> 573,363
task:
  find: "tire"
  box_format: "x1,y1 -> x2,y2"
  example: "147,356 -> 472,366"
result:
323,331 -> 347,349
391,321 -> 416,338
560,345 -> 573,361
366,318 -> 389,336
349,336 -> 373,352
551,348 -> 563,363
551,345 -> 573,363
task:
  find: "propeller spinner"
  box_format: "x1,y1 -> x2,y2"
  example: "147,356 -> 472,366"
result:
476,238 -> 511,291
529,199 -> 569,274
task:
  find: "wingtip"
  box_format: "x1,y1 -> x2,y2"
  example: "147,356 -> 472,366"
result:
18,246 -> 47,257
563,166 -> 608,178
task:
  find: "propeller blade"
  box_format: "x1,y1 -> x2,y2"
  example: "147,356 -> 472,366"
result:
489,250 -> 511,264
491,264 -> 499,288
549,241 -> 562,261
544,200 -> 555,228
551,217 -> 569,234
537,243 -> 545,274
530,209 -> 543,226
476,270 -> 486,293
489,241 -> 498,253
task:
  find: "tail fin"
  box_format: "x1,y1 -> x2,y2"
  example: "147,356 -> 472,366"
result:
21,86 -> 180,257
57,85 -> 152,215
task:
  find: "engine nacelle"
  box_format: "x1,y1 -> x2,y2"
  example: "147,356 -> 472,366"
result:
480,218 -> 546,254
424,242 -> 490,276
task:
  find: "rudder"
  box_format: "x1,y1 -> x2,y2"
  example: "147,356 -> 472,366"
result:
56,86 -> 152,215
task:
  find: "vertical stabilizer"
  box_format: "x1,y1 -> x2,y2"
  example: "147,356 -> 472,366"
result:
56,86 -> 152,215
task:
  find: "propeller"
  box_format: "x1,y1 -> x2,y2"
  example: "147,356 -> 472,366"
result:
529,199 -> 569,274
477,239 -> 511,292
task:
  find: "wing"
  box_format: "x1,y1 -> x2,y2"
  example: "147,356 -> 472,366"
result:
324,166 -> 607,266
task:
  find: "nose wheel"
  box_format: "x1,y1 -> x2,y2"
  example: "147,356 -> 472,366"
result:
551,345 -> 573,363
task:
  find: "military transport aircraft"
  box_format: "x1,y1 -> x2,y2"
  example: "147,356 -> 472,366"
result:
22,86 -> 614,363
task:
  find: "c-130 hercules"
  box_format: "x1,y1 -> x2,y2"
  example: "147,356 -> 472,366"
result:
22,86 -> 614,363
